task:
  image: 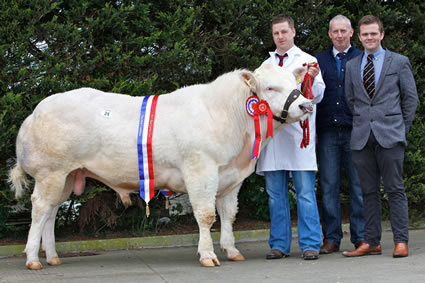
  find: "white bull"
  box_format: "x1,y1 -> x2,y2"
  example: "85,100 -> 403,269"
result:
9,64 -> 313,269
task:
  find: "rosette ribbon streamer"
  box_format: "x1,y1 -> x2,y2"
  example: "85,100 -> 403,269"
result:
160,189 -> 172,209
246,96 -> 274,159
299,63 -> 316,148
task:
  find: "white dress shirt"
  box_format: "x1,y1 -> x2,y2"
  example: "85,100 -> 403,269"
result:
256,45 -> 325,174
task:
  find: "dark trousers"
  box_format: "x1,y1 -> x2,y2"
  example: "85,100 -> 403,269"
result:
352,132 -> 409,246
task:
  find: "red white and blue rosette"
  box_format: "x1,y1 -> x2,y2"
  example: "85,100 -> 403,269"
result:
246,96 -> 259,117
245,96 -> 274,160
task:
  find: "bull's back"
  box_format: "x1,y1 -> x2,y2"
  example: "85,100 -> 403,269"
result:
16,88 -> 143,176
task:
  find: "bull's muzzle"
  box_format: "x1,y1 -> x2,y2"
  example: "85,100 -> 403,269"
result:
299,102 -> 313,113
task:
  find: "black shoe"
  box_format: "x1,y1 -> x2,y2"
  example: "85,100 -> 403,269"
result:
266,249 -> 287,260
303,250 -> 319,260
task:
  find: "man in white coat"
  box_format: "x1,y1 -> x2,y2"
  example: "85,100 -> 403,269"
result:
256,14 -> 325,260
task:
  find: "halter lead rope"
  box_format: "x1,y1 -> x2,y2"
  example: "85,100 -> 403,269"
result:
299,62 -> 317,148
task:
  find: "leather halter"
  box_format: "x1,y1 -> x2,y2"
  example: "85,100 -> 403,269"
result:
273,89 -> 302,123
250,89 -> 302,124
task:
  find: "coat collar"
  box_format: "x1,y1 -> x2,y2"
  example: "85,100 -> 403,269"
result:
269,46 -> 302,66
269,45 -> 302,58
353,48 -> 393,100
375,49 -> 393,96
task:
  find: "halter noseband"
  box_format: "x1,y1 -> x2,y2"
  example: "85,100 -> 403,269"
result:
273,89 -> 302,123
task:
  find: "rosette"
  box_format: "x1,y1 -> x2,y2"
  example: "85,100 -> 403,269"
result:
245,96 -> 259,117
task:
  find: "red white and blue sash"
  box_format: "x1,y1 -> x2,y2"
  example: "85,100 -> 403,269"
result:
137,95 -> 159,204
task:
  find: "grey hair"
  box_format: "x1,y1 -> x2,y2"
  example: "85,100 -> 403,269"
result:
329,15 -> 352,31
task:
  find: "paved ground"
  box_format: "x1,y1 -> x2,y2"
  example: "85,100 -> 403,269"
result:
1,229 -> 425,282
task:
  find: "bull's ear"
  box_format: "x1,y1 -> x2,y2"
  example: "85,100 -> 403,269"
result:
293,67 -> 307,84
241,71 -> 257,91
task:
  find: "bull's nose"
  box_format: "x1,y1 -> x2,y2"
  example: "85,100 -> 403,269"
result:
299,102 -> 313,113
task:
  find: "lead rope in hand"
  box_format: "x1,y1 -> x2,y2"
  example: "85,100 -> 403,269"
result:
299,63 -> 316,148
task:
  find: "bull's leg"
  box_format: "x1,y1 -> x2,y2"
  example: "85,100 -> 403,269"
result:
183,154 -> 220,267
25,188 -> 54,270
41,174 -> 73,266
191,196 -> 219,267
216,183 -> 245,262
41,206 -> 61,265
25,174 -> 66,270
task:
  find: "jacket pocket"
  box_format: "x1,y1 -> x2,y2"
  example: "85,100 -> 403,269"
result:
385,71 -> 398,78
385,113 -> 402,116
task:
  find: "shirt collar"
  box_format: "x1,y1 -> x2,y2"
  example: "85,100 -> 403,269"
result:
270,45 -> 300,58
365,47 -> 385,60
286,45 -> 300,57
332,45 -> 351,58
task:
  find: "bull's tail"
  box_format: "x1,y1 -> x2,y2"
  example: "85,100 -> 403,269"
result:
8,161 -> 30,199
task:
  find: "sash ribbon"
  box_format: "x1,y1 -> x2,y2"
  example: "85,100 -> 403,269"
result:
137,95 -> 159,206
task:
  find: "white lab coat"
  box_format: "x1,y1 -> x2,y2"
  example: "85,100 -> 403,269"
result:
256,45 -> 325,174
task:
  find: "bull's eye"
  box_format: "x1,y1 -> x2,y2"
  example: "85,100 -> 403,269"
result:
267,86 -> 280,92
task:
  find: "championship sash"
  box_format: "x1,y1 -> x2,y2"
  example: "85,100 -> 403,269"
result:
137,95 -> 159,204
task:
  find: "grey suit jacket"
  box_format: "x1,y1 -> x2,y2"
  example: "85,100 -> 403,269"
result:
345,49 -> 418,150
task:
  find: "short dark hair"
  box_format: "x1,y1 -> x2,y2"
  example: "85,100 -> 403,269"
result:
358,15 -> 384,33
271,14 -> 295,29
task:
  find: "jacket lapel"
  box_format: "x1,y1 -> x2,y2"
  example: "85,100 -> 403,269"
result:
374,50 -> 392,98
353,55 -> 369,98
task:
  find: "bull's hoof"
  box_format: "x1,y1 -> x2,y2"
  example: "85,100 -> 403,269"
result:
26,261 -> 43,270
228,253 -> 245,261
47,257 -> 62,266
200,258 -> 221,267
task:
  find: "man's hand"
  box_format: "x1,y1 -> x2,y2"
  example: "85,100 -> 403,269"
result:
307,64 -> 320,79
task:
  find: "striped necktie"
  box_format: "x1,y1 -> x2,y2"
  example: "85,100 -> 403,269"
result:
276,53 -> 288,67
363,54 -> 375,98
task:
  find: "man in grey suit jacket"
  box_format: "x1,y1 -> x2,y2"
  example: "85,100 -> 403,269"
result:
343,15 -> 418,258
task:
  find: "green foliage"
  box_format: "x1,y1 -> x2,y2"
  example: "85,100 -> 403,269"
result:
54,184 -> 169,237
239,174 -> 269,220
1,0 -> 424,236
404,115 -> 425,226
0,203 -> 9,239
239,174 -> 297,221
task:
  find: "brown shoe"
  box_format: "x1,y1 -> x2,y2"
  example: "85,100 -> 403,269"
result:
354,240 -> 364,249
320,242 -> 339,254
303,250 -> 319,260
342,242 -> 382,257
393,242 -> 408,258
266,249 -> 287,260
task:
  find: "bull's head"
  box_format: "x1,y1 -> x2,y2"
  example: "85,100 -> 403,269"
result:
244,64 -> 313,124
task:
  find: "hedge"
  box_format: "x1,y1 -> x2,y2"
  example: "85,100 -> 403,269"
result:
1,0 -> 424,237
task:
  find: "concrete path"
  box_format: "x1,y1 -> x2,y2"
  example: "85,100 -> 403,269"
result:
1,229 -> 425,282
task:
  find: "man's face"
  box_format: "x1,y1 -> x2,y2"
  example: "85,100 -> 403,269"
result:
358,23 -> 384,54
328,20 -> 353,52
272,21 -> 296,54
